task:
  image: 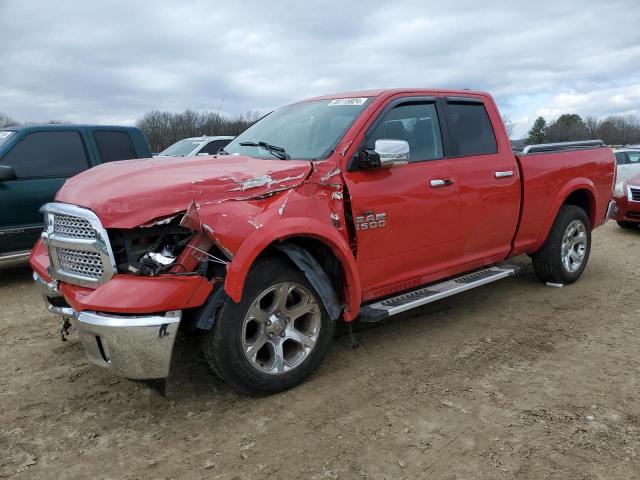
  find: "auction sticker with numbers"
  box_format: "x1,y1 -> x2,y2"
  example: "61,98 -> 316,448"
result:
327,98 -> 368,106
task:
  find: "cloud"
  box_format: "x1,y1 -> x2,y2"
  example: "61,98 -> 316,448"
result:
1,0 -> 639,137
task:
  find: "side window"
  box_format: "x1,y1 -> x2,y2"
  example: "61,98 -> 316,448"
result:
200,139 -> 230,155
368,103 -> 444,162
615,152 -> 627,165
446,102 -> 498,156
1,131 -> 89,178
627,152 -> 640,164
93,131 -> 137,162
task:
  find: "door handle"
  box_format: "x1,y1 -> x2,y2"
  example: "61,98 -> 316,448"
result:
494,170 -> 514,179
430,178 -> 454,188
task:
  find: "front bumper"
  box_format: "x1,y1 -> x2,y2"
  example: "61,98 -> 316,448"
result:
34,271 -> 181,379
613,196 -> 640,223
76,310 -> 181,379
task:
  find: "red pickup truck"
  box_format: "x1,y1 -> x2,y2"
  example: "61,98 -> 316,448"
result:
30,89 -> 616,395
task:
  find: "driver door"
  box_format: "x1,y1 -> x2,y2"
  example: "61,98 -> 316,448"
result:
343,98 -> 465,298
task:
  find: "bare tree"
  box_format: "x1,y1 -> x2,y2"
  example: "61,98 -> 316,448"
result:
584,116 -> 600,140
0,112 -> 18,128
136,110 -> 259,153
501,114 -> 515,139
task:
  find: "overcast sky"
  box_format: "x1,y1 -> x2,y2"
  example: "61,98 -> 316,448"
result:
1,0 -> 639,137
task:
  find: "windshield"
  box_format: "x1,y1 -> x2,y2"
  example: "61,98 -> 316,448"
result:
0,131 -> 15,148
224,97 -> 371,160
159,139 -> 204,156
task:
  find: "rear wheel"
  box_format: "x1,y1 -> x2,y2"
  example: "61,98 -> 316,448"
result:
617,220 -> 638,230
531,205 -> 591,285
202,256 -> 334,395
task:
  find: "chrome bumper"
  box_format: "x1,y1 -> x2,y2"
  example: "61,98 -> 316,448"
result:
33,271 -> 181,379
606,199 -> 617,221
76,310 -> 181,379
33,271 -> 74,317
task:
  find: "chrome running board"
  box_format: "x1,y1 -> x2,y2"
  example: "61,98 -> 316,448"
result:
358,264 -> 518,322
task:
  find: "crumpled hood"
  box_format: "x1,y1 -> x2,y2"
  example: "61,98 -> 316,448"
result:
56,155 -> 312,228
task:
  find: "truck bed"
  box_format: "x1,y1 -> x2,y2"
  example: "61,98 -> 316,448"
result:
512,144 -> 615,256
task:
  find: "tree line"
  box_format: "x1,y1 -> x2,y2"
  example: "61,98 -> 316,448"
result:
525,114 -> 640,146
135,110 -> 260,153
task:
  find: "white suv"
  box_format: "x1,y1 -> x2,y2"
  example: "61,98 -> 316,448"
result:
158,136 -> 234,157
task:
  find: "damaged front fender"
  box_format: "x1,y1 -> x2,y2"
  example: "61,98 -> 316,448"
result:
222,217 -> 362,321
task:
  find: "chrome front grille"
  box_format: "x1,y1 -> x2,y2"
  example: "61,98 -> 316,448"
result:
53,213 -> 95,239
629,186 -> 640,202
56,248 -> 104,279
41,203 -> 116,287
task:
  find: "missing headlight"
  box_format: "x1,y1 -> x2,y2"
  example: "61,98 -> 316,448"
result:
108,223 -> 194,276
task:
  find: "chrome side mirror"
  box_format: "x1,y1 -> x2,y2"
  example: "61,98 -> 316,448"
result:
358,139 -> 410,170
375,139 -> 409,167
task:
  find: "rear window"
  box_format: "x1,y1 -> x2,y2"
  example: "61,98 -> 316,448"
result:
93,130 -> 137,162
1,131 -> 89,178
199,139 -> 231,155
447,102 -> 498,156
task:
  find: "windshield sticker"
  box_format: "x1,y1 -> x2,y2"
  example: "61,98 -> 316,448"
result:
328,97 -> 368,106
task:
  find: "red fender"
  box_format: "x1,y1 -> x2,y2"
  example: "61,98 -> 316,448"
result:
224,218 -> 362,321
536,178 -> 597,249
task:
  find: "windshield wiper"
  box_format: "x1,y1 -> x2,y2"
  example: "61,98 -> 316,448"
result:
239,141 -> 290,160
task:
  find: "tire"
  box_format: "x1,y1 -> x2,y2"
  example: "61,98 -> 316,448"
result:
617,221 -> 638,230
531,205 -> 592,285
201,256 -> 335,395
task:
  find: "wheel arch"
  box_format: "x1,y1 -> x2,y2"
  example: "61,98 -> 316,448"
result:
536,180 -> 597,250
224,218 -> 362,321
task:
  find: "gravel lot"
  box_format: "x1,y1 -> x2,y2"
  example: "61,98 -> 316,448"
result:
1,222 -> 639,479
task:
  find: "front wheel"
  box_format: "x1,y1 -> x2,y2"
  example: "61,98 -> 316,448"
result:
202,256 -> 335,395
531,205 -> 592,285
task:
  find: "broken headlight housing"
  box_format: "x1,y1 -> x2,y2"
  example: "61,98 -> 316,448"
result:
108,224 -> 194,276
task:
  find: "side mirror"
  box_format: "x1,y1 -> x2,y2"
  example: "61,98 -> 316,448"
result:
358,139 -> 410,170
0,165 -> 16,181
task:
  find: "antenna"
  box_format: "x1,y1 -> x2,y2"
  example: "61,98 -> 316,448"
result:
217,94 -> 226,116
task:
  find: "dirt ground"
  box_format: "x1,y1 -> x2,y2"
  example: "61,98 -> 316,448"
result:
1,222 -> 639,480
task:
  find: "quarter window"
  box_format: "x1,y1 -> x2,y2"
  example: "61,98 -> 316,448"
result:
368,103 -> 444,162
93,131 -> 137,162
1,131 -> 89,178
447,102 -> 498,156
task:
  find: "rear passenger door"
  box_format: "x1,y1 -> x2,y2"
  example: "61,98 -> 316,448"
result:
0,130 -> 90,254
443,97 -> 521,265
92,130 -> 138,162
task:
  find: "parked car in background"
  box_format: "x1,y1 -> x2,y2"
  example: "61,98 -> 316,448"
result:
30,88 -> 615,395
157,136 -> 234,157
613,171 -> 640,229
613,148 -> 640,182
0,125 -> 151,261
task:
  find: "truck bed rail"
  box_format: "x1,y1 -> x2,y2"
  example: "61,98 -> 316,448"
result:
521,140 -> 605,154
